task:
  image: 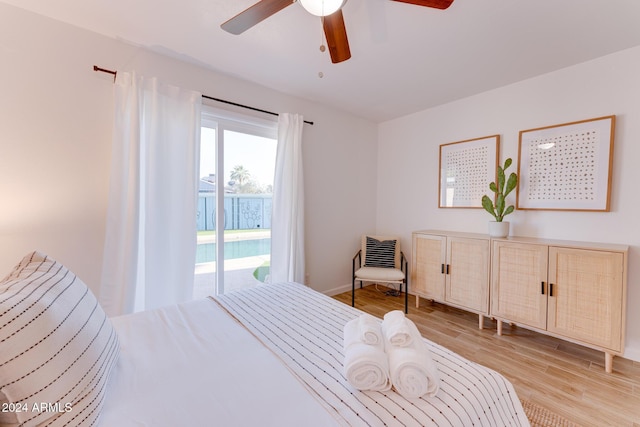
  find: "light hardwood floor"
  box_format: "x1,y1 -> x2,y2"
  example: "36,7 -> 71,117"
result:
333,285 -> 640,427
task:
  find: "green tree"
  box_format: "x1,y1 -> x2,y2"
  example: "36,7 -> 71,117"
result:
230,165 -> 250,187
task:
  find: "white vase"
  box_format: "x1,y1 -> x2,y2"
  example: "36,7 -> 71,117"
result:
488,221 -> 510,238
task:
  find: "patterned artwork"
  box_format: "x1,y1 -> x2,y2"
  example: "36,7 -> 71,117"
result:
439,135 -> 499,208
526,129 -> 599,201
518,116 -> 615,211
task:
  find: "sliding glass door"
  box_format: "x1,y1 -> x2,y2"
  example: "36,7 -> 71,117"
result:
194,108 -> 277,297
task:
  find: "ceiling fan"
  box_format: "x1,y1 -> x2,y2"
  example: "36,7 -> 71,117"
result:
221,0 -> 454,64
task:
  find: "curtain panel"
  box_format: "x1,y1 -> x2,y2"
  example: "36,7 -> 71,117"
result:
100,72 -> 202,316
270,113 -> 305,284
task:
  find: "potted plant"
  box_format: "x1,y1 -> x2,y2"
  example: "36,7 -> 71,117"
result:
481,158 -> 518,238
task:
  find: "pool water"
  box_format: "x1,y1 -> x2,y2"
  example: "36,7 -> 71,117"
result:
196,238 -> 270,263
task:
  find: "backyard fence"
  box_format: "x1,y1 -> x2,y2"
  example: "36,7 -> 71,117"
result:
197,194 -> 272,231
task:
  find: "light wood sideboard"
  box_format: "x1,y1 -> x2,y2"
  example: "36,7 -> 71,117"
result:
411,230 -> 628,373
491,236 -> 627,373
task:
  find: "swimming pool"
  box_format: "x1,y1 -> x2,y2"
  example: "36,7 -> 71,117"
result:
196,238 -> 270,263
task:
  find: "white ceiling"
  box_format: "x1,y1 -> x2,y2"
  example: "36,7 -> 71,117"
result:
5,0 -> 640,122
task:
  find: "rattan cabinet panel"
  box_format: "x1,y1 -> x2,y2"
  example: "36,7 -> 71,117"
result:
412,233 -> 446,302
491,241 -> 548,330
491,237 -> 627,373
547,247 -> 624,351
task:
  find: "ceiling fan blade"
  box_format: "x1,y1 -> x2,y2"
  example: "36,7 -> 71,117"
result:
390,0 -> 454,9
323,10 -> 351,64
221,0 -> 294,35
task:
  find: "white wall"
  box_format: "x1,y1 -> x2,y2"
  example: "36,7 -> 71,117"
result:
0,3 -> 378,295
377,45 -> 640,361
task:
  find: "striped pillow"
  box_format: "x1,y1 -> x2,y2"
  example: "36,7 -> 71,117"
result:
364,237 -> 397,268
0,251 -> 120,427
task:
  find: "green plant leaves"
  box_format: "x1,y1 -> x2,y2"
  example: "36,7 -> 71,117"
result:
482,157 -> 518,222
497,166 -> 506,193
481,195 -> 497,220
496,194 -> 505,218
505,173 -> 518,197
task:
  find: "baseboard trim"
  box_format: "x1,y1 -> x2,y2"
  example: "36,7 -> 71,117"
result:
322,283 -> 352,297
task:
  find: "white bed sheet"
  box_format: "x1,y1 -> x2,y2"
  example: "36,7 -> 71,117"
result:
101,298 -> 342,427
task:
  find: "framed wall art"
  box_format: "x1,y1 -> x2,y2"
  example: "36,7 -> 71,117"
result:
517,115 -> 615,211
439,135 -> 499,208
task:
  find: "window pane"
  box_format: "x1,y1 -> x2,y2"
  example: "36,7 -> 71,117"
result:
223,130 -> 276,293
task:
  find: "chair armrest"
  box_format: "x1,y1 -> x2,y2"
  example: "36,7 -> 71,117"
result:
353,250 -> 362,265
401,251 -> 408,275
352,250 -> 362,277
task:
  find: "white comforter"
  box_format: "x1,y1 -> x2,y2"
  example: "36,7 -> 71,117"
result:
102,298 -> 342,426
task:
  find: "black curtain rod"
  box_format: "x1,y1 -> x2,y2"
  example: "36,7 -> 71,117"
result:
202,94 -> 313,125
93,65 -> 117,81
93,65 -> 314,125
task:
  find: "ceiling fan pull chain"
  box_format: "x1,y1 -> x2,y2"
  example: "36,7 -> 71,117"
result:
318,15 -> 326,78
319,16 -> 326,52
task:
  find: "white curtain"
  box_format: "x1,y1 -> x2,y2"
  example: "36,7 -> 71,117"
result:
270,114 -> 305,284
99,71 -> 202,316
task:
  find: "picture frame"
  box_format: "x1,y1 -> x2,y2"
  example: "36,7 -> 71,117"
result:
439,135 -> 500,208
517,115 -> 615,211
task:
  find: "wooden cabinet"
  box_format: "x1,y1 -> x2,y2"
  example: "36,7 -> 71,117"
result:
411,230 -> 628,372
412,231 -> 490,329
491,237 -> 627,373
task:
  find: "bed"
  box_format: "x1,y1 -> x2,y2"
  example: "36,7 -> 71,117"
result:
0,252 -> 530,427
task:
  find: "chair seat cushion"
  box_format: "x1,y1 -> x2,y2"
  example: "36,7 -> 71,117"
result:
355,267 -> 405,282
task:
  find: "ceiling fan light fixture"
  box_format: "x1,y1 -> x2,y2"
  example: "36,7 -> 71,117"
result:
299,0 -> 346,16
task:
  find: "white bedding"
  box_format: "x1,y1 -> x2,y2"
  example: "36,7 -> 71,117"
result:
102,298 -> 342,427
102,282 -> 529,426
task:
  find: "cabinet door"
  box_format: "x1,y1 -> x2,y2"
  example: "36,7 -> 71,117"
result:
412,234 -> 446,302
491,241 -> 548,329
446,237 -> 489,313
547,247 -> 624,351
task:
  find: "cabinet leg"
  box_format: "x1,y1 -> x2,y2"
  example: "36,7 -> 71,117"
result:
497,320 -> 502,336
605,352 -> 614,373
478,314 -> 483,330
415,295 -> 420,308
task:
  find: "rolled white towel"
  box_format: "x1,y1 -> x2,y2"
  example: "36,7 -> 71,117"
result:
343,317 -> 391,391
386,320 -> 440,399
344,342 -> 392,391
358,313 -> 383,345
343,317 -> 361,349
382,310 -> 413,347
